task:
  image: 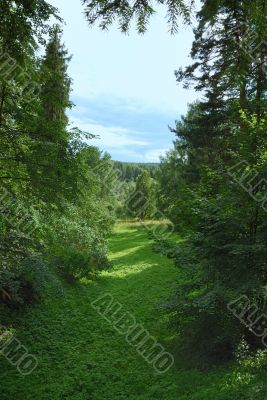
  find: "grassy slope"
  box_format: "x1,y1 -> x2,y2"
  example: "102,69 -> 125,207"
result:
0,222 -> 266,399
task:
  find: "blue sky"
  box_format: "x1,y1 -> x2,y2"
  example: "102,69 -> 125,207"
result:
49,0 -> 200,162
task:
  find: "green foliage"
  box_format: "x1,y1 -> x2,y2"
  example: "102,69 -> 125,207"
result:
127,170 -> 157,220
152,237 -> 180,258
0,0 -> 58,57
158,0 -> 267,364
0,231 -> 47,306
1,223 -> 267,399
44,206 -> 111,280
112,162 -> 158,219
0,193 -> 45,306
83,0 -> 193,34
1,0 -> 267,395
113,161 -> 158,181
27,27 -> 75,203
115,179 -> 136,218
0,17 -> 116,304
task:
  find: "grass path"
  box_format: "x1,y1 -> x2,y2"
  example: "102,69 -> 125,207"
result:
0,222 -> 260,399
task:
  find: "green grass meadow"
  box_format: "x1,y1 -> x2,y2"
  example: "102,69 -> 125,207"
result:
0,222 -> 266,399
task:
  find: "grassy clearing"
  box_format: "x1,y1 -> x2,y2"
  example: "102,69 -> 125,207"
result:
0,222 -> 266,399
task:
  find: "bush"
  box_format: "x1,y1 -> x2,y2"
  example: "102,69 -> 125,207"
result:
0,254 -> 47,306
44,207 -> 111,280
0,226 -> 46,307
152,238 -> 179,259
0,201 -> 48,306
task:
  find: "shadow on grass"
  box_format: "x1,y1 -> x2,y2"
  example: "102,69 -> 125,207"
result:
0,222 -> 262,400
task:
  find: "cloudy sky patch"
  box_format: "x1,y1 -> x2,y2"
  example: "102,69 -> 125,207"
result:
49,0 -> 200,161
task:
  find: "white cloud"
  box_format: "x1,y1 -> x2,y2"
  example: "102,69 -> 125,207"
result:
144,148 -> 168,162
70,117 -> 149,149
48,0 -> 201,162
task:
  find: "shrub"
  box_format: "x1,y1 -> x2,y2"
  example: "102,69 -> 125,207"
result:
44,207 -> 111,280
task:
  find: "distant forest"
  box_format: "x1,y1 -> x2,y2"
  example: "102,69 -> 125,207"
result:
113,161 -> 158,181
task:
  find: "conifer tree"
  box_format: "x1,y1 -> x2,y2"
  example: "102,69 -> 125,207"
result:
128,170 -> 156,220
158,0 -> 267,362
28,28 -> 74,203
82,0 -> 194,33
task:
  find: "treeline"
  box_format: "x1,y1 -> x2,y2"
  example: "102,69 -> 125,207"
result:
156,0 -> 267,365
113,161 -> 158,181
0,2 -> 115,307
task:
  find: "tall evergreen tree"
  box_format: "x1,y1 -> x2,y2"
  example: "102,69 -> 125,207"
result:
128,170 -> 157,220
27,28 -> 74,203
158,0 -> 267,363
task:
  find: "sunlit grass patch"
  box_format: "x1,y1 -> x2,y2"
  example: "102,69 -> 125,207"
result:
0,222 -> 266,399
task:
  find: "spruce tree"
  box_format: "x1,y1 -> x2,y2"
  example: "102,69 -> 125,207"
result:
128,170 -> 156,220
82,0 -> 193,33
159,0 -> 267,363
28,27 -> 74,204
